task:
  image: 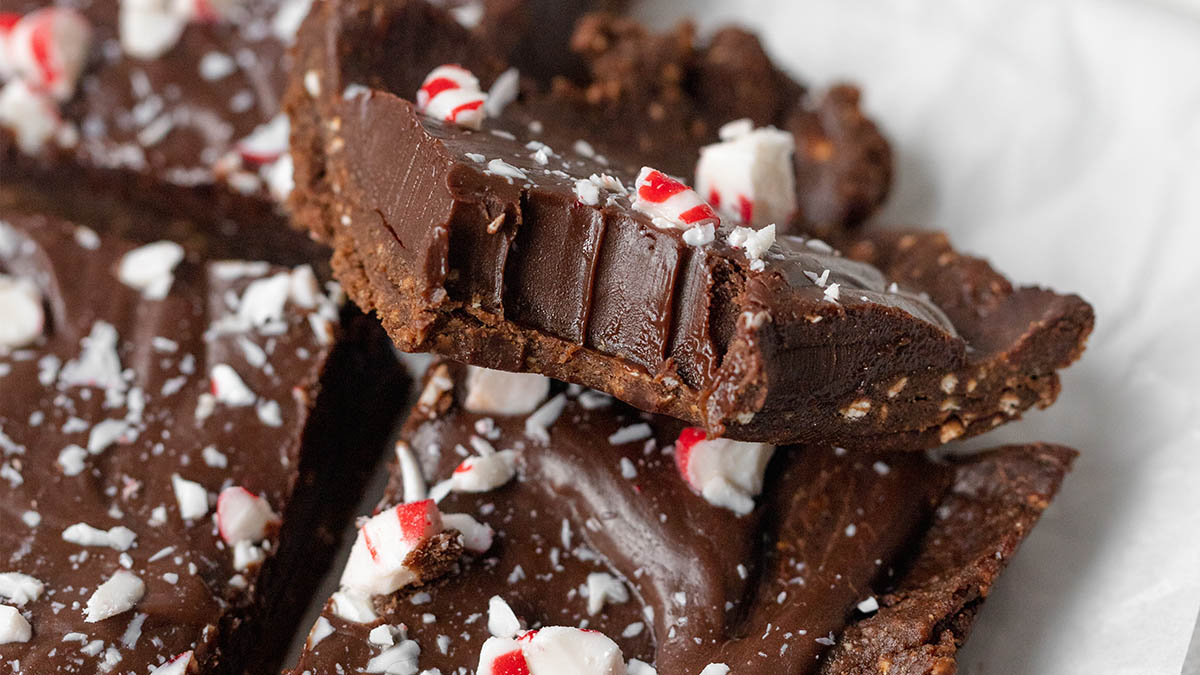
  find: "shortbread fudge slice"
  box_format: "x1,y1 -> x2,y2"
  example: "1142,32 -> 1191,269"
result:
0,210 -> 406,672
288,361 -> 1074,674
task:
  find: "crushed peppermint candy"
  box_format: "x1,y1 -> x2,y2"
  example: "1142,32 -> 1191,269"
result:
149,650 -> 195,674
487,595 -> 522,638
0,79 -> 65,154
477,626 -> 625,675
339,499 -> 446,599
485,158 -> 527,183
5,8 -> 92,101
451,450 -> 518,493
62,523 -> 137,550
416,64 -> 487,130
0,274 -> 44,349
117,241 -> 185,300
726,224 -> 776,271
209,364 -> 257,406
442,512 -> 494,553
84,570 -> 144,622
216,486 -> 279,544
171,474 -> 209,520
632,167 -> 720,232
586,572 -> 630,615
484,67 -> 519,117
0,573 -> 43,606
694,119 -> 796,226
0,605 -> 32,644
674,428 -> 775,515
463,366 -> 549,416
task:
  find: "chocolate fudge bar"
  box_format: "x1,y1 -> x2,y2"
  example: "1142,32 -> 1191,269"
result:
0,210 -> 406,672
0,0 -> 608,226
287,361 -> 1074,674
285,0 -> 1094,448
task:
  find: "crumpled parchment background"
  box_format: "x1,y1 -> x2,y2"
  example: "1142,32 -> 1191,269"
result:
633,0 -> 1200,672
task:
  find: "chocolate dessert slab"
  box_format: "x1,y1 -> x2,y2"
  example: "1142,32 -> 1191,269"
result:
0,210 -> 407,673
285,0 -> 1093,448
288,361 -> 1074,674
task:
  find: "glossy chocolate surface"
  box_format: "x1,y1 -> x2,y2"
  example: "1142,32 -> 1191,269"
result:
290,362 -> 1074,674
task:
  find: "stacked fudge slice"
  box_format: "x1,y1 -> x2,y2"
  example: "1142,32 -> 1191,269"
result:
287,0 -> 1093,447
0,210 -> 407,672
281,1 -> 1094,673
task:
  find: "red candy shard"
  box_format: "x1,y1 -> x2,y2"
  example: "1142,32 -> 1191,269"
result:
420,76 -> 460,102
636,169 -> 688,203
395,499 -> 438,544
678,203 -> 717,225
449,99 -> 484,122
491,649 -> 531,675
674,427 -> 707,481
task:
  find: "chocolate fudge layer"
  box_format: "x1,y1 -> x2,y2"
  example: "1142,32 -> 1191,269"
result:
285,1 -> 1093,447
0,210 -> 406,672
288,362 -> 1074,674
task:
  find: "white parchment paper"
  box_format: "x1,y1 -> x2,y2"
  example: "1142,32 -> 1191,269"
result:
632,0 -> 1200,672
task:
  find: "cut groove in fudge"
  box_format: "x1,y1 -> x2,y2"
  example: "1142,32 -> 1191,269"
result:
0,211 -> 407,673
288,361 -> 1075,674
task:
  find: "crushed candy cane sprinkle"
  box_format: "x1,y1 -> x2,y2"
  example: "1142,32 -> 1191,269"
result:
417,64 -> 488,130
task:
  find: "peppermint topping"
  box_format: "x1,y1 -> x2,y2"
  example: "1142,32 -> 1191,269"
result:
442,512 -> 494,553
451,450 -> 517,493
0,79 -> 64,154
236,114 -> 290,165
0,274 -> 44,349
216,486 -> 279,544
695,119 -> 796,226
5,8 -> 92,100
0,605 -> 31,644
463,366 -> 550,416
586,572 -> 630,615
118,0 -> 189,59
117,241 -> 185,300
209,364 -> 256,406
339,499 -> 445,599
674,428 -> 775,515
62,523 -> 137,550
478,627 -> 626,675
726,224 -> 776,272
84,570 -> 144,622
699,664 -> 731,675
632,167 -> 720,236
149,651 -> 195,674
0,573 -> 43,606
487,595 -> 522,638
171,474 -> 209,520
416,64 -> 487,130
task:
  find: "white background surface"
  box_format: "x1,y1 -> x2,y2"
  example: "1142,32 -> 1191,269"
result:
633,0 -> 1200,672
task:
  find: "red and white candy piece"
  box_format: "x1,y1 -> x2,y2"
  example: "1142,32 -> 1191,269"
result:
235,113 -> 289,166
5,8 -> 92,101
0,274 -> 44,350
450,450 -> 517,493
209,364 -> 256,406
339,499 -> 445,596
674,428 -> 775,516
442,512 -> 495,553
416,64 -> 487,130
694,118 -> 796,227
0,79 -> 62,154
216,486 -> 279,544
463,366 -> 549,416
632,167 -> 720,234
149,651 -> 196,675
478,627 -> 626,675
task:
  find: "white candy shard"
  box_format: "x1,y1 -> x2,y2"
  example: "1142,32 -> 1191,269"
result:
84,570 -> 144,622
149,650 -> 195,675
450,450 -> 517,493
117,241 -> 185,300
586,572 -> 630,615
394,440 -> 427,503
0,274 -> 43,349
339,499 -> 445,597
232,540 -> 265,571
0,79 -> 61,154
694,119 -> 796,226
632,167 -> 719,231
59,321 -> 124,391
487,595 -> 522,638
416,64 -> 487,130
478,627 -> 626,675
118,0 -> 188,59
365,638 -> 421,674
62,523 -> 137,551
699,664 -> 731,675
726,223 -> 776,271
463,366 -> 549,416
330,588 -> 377,623
210,364 -> 257,406
0,573 -> 43,606
442,512 -> 494,553
674,428 -> 775,516
626,659 -> 656,675
6,8 -> 93,100
0,605 -> 31,644
236,114 -> 290,165
171,474 -> 209,520
216,486 -> 278,544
